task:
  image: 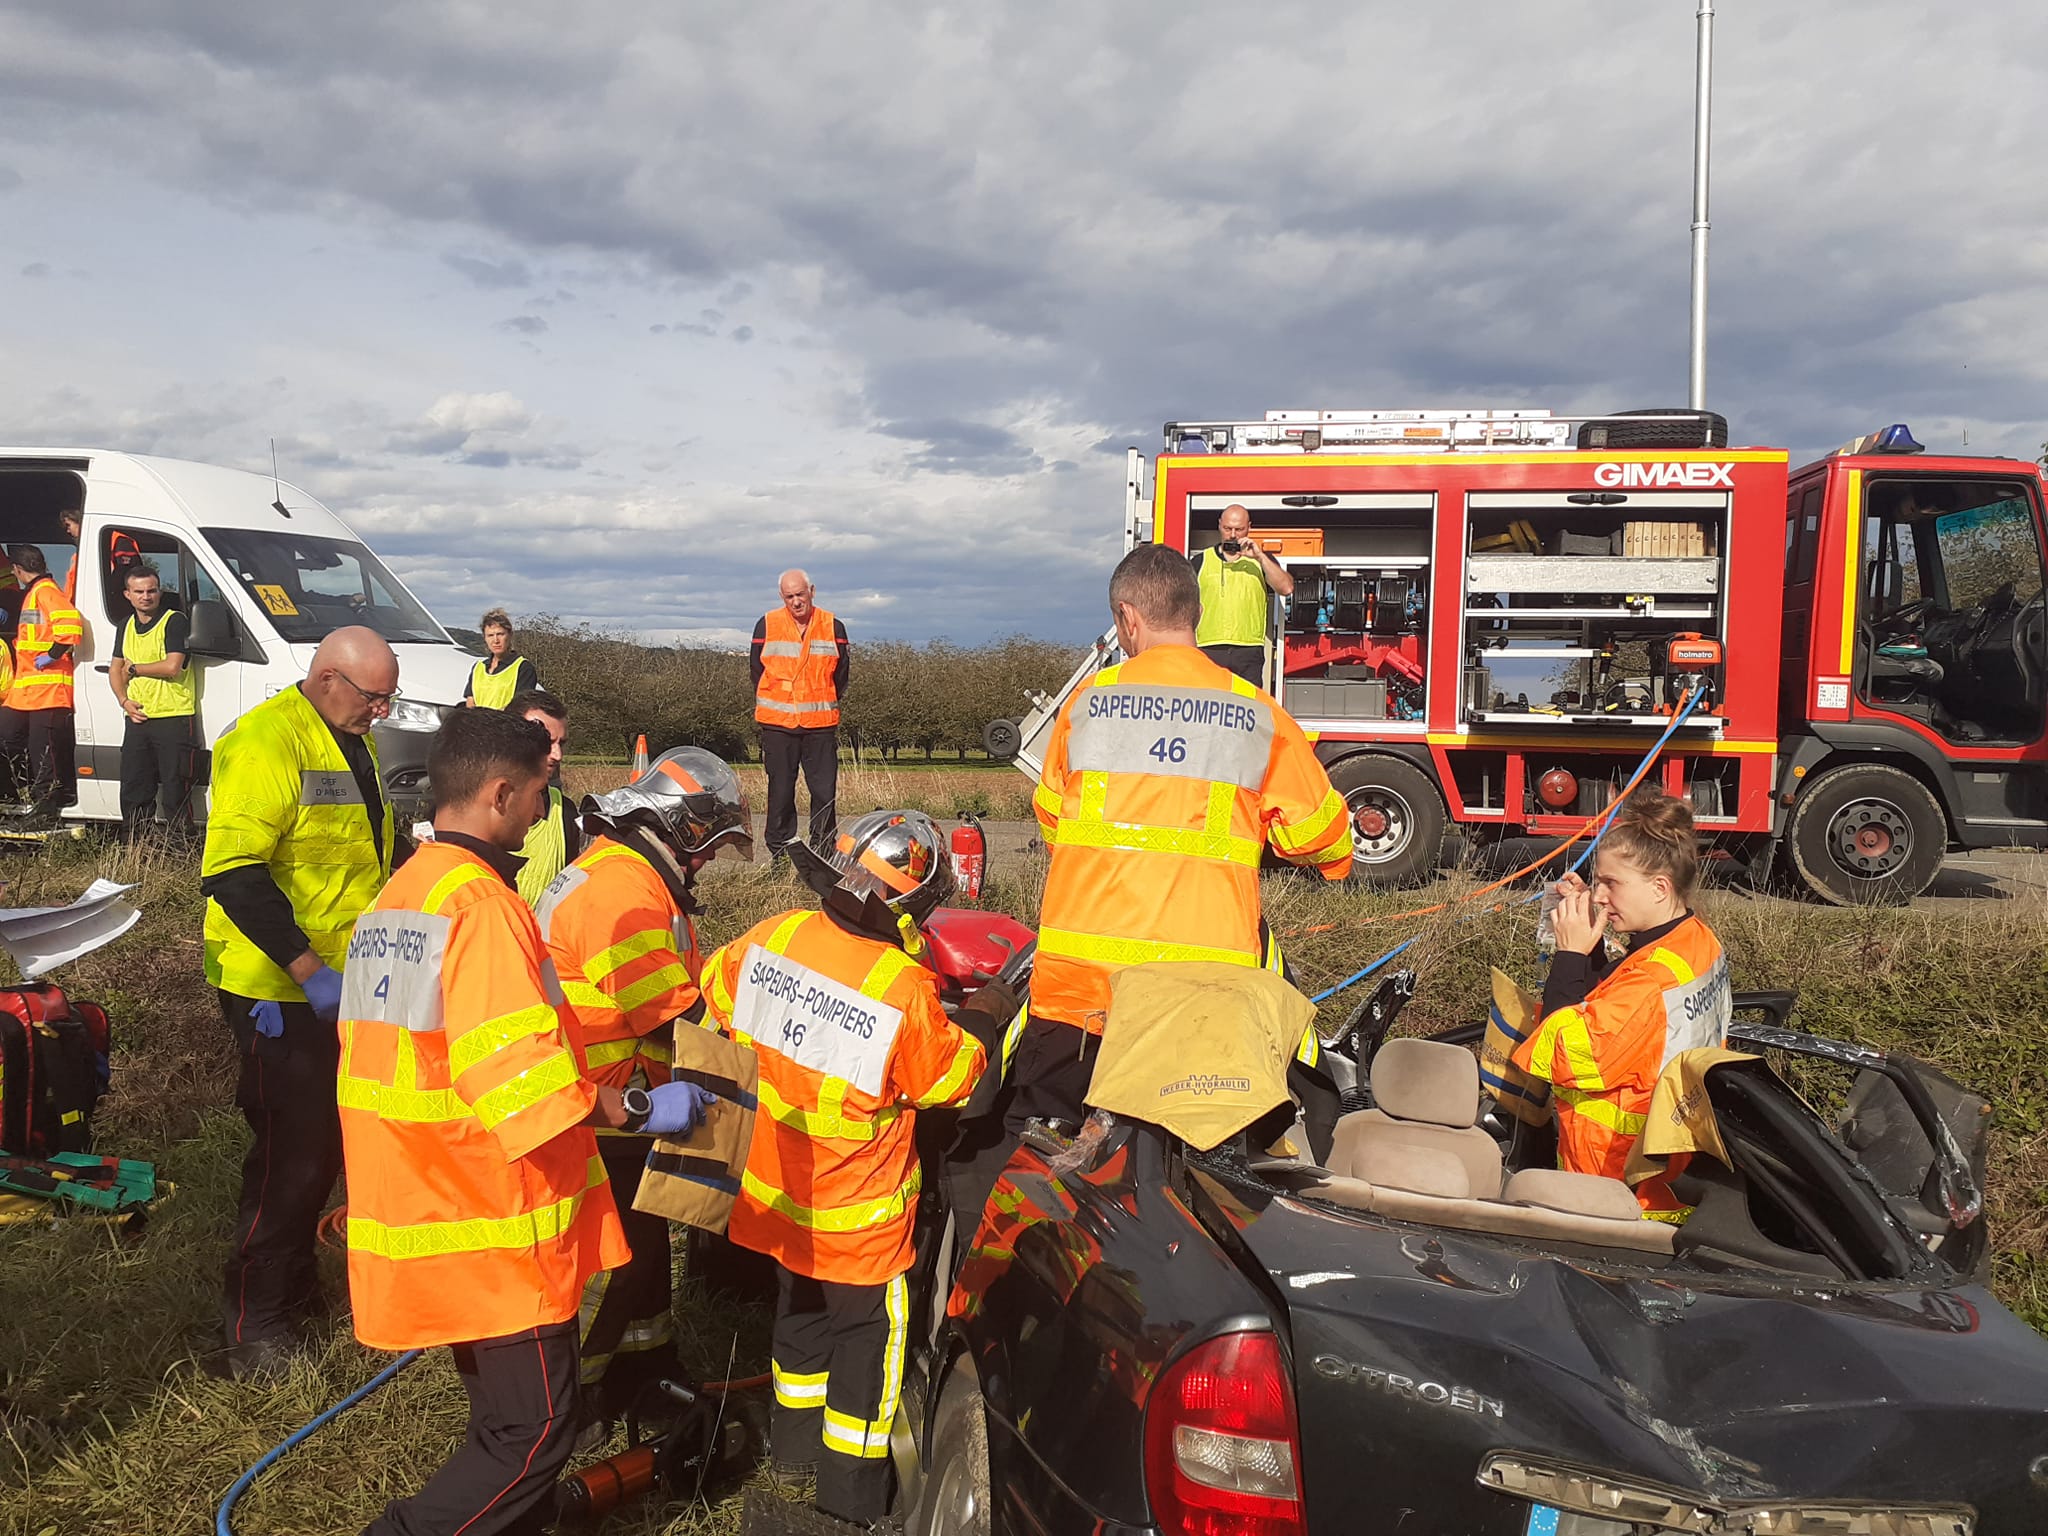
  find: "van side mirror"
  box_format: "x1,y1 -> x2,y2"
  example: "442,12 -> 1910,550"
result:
187,599 -> 243,659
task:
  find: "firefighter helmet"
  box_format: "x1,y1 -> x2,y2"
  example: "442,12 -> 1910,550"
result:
581,747 -> 753,861
825,808 -> 954,925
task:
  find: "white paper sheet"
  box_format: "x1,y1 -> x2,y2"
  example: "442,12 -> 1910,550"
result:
0,879 -> 142,978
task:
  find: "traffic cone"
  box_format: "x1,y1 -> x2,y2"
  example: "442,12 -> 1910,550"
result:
629,734 -> 650,782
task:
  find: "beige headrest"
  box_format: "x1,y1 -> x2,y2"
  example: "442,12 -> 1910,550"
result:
1503,1167 -> 1644,1222
1369,1038 -> 1481,1129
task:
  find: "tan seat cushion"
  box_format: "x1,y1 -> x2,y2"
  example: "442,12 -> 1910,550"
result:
1283,1174 -> 1675,1258
1503,1167 -> 1644,1223
1370,1038 -> 1482,1128
1329,1110 -> 1503,1200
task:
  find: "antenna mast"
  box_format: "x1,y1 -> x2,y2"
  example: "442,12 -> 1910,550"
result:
1687,0 -> 1715,410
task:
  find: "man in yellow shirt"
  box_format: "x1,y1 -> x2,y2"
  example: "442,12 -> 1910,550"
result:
1192,503 -> 1294,686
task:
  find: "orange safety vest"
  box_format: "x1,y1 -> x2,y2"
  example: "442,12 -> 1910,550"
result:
1512,914 -> 1732,1220
6,576 -> 83,712
336,839 -> 628,1351
1030,644 -> 1354,1035
754,606 -> 843,729
702,908 -> 984,1285
536,835 -> 699,1092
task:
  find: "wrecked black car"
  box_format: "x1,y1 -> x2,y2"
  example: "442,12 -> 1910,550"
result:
891,978 -> 2048,1536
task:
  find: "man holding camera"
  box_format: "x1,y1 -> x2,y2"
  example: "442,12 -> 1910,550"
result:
1192,504 -> 1293,687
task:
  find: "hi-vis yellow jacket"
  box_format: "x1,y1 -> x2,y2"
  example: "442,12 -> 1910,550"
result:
1030,644 -> 1352,1034
201,686 -> 394,1001
703,909 -> 983,1285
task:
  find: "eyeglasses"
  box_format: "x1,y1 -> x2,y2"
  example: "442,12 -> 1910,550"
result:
336,670 -> 400,708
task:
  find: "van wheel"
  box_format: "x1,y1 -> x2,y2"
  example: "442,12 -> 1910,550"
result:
1327,755 -> 1446,887
1786,764 -> 1946,905
1575,408 -> 1730,450
908,1366 -> 993,1536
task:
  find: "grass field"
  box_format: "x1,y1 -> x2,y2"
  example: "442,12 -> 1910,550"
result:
564,761 -> 1037,821
1,791 -> 2043,1534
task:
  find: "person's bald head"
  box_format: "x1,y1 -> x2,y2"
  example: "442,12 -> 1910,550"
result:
778,569 -> 815,624
304,626 -> 400,735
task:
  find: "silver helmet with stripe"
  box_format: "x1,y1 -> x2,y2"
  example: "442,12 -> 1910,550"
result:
580,747 -> 753,862
824,808 -> 953,924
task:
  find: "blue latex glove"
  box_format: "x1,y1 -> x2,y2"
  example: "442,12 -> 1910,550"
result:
251,999 -> 286,1038
32,654 -> 53,671
300,964 -> 345,1024
640,1081 -> 715,1137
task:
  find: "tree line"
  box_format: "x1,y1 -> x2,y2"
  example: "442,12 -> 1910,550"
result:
506,617 -> 1076,762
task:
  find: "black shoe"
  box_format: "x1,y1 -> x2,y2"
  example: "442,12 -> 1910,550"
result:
202,1336 -> 297,1382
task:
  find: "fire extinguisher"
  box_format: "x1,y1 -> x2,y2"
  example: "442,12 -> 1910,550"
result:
949,813 -> 986,901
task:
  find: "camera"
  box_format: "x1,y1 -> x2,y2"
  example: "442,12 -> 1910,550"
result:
1218,538 -> 1249,557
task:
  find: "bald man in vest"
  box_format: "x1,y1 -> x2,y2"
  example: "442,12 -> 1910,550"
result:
1192,504 -> 1293,687
752,569 -> 850,860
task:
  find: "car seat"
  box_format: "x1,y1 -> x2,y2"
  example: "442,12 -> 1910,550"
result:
1327,1038 -> 1504,1198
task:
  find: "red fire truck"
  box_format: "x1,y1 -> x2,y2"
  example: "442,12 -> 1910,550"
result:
998,408 -> 2048,903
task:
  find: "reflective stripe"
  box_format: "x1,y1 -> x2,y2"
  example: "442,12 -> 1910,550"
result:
617,1315 -> 676,1352
1297,835 -> 1353,867
741,1161 -> 921,1233
586,928 -> 673,983
859,947 -> 916,999
773,1361 -> 829,1409
448,1002 -> 558,1080
1031,781 -> 1062,822
1271,786 -> 1348,854
1640,1205 -> 1695,1225
1077,769 -> 1109,821
805,640 -> 840,656
910,1031 -> 981,1108
1554,1013 -> 1607,1092
582,1037 -> 643,1069
1045,815 -> 1262,868
999,1004 -> 1028,1076
767,911 -> 817,952
1037,925 -> 1259,969
608,961 -> 691,1015
752,1075 -> 901,1142
756,696 -> 838,715
562,979 -> 612,1014
337,1071 -> 468,1123
470,1048 -> 584,1131
821,1275 -> 907,1460
1553,1084 -> 1646,1135
348,1154 -> 606,1259
1647,947 -> 1697,985
423,861 -> 492,915
760,640 -> 805,658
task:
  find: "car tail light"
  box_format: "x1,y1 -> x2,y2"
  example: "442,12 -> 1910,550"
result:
1143,1330 -> 1305,1536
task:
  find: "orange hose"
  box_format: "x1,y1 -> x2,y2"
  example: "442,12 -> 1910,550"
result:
703,1373 -> 771,1392
316,1204 -> 349,1249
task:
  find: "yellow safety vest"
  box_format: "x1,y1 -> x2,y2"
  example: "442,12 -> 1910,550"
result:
469,656 -> 524,711
1193,547 -> 1271,648
121,613 -> 196,719
516,787 -> 570,908
201,686 -> 395,1000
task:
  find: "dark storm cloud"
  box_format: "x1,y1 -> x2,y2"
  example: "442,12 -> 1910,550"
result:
497,314 -> 549,334
447,252 -> 533,289
878,417 -> 1042,476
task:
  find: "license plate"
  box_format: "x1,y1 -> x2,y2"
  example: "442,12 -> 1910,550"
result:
1523,1508 -> 1561,1536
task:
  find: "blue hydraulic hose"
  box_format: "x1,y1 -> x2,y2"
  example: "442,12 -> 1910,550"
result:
216,1350 -> 424,1536
1310,689 -> 1707,1005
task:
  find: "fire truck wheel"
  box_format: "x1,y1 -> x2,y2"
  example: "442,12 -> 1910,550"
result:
983,717 -> 1021,760
1574,408 -> 1729,450
1328,755 -> 1447,887
1786,764 -> 1946,906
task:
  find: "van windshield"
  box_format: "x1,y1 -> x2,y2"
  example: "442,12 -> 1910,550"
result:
203,528 -> 447,645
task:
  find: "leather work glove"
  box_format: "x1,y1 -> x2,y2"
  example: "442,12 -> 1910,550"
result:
250,999 -> 287,1039
300,964 -> 346,1025
32,655 -> 53,671
641,1081 -> 716,1137
954,977 -> 1023,1053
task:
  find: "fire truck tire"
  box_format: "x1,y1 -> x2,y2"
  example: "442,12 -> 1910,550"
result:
1786,764 -> 1946,906
1327,755 -> 1447,887
982,717 -> 1021,760
1575,408 -> 1730,450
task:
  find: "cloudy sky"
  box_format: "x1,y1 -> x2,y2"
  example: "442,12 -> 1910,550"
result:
2,2 -> 2044,648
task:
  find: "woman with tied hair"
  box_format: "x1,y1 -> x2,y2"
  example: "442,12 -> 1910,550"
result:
461,606 -> 540,710
1513,788 -> 1733,1220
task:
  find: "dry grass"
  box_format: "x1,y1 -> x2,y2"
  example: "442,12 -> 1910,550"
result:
0,828 -> 2043,1534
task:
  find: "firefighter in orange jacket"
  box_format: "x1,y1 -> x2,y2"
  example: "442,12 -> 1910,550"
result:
536,745 -> 751,1417
1513,790 -> 1732,1220
1017,542 -> 1353,1134
338,708 -> 713,1535
0,543 -> 85,822
701,810 -> 1012,1525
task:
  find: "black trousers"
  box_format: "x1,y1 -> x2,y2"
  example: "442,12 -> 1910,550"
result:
219,991 -> 343,1347
120,712 -> 196,827
761,724 -> 839,854
943,1014 -> 1103,1252
577,1133 -> 676,1415
0,705 -> 76,809
365,1320 -> 579,1536
770,1263 -> 909,1525
1200,643 -> 1266,688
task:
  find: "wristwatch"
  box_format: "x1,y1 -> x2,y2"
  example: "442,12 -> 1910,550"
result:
621,1086 -> 653,1134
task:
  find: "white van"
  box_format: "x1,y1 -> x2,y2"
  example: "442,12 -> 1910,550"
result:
0,449 -> 474,823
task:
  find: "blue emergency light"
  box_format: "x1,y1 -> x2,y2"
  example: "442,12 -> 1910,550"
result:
1872,423 -> 1925,454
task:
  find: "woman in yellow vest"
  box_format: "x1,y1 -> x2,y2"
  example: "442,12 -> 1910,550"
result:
462,606 -> 540,710
109,563 -> 197,833
1192,504 -> 1293,687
